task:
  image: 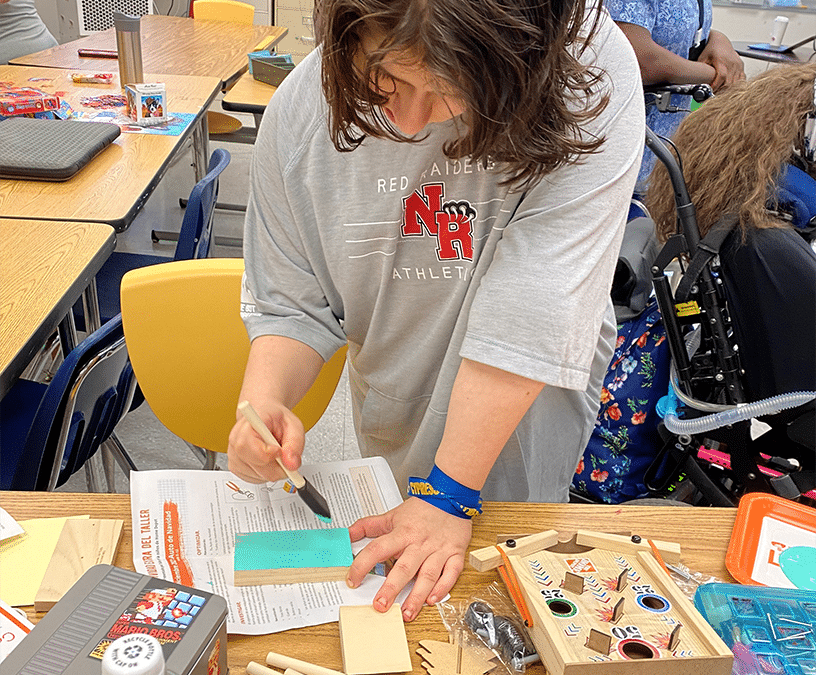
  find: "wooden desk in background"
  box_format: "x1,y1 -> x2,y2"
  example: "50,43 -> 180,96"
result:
0,220 -> 114,399
1,492 -> 738,674
222,70 -> 277,118
8,15 -> 287,91
220,71 -> 277,145
732,40 -> 807,64
0,66 -> 220,231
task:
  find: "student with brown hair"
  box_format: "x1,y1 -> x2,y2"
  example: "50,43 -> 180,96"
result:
229,0 -> 645,621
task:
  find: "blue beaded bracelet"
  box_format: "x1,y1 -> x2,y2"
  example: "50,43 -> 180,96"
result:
407,465 -> 483,519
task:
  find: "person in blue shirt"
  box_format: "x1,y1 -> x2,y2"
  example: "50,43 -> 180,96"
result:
607,0 -> 744,194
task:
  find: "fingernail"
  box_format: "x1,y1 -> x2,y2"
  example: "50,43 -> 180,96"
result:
375,596 -> 387,611
428,595 -> 437,605
346,577 -> 355,589
403,607 -> 414,621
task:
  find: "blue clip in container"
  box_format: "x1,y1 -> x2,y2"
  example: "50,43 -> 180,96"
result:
694,583 -> 816,675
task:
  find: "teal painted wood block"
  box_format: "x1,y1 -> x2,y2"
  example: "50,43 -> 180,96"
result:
234,528 -> 353,585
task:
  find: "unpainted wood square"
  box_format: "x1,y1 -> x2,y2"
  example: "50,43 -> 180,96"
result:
339,604 -> 412,674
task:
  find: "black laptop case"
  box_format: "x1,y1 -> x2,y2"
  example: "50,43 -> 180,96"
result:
0,117 -> 121,181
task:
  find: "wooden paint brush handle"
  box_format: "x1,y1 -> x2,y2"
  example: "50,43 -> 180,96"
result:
238,401 -> 306,489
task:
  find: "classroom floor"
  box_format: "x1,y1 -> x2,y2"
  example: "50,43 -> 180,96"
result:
57,106 -> 360,494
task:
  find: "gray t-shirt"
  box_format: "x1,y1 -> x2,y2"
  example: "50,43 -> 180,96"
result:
242,8 -> 644,502
0,0 -> 57,65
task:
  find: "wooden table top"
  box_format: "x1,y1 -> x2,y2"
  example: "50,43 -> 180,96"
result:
222,70 -> 277,116
1,492 -> 738,674
732,41 -> 805,64
0,220 -> 115,398
9,15 -> 287,89
0,65 -> 220,230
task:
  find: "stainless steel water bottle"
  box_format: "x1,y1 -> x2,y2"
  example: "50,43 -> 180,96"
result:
113,11 -> 144,88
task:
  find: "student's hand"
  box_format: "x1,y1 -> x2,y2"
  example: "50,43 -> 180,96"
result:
227,400 -> 306,484
699,30 -> 745,91
346,497 -> 472,622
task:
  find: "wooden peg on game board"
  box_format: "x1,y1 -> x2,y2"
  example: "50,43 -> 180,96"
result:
616,568 -> 628,592
585,629 -> 612,656
611,597 -> 625,624
562,571 -> 585,595
668,624 -> 682,650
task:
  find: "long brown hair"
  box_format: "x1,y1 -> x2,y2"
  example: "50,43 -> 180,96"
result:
648,63 -> 816,243
316,0 -> 608,191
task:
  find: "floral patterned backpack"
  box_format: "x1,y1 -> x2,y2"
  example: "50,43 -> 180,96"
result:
572,214 -> 674,503
572,298 -> 672,503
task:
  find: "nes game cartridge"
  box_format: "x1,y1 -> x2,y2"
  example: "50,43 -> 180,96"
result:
3,564 -> 228,675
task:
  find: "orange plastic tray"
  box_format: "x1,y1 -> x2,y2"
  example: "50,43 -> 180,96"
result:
725,492 -> 816,586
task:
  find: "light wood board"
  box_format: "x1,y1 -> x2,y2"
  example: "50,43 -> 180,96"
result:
339,604 -> 412,674
34,518 -> 124,611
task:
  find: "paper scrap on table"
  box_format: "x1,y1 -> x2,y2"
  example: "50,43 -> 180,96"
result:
129,458 -> 413,635
0,598 -> 33,662
0,515 -> 89,606
0,507 -> 24,542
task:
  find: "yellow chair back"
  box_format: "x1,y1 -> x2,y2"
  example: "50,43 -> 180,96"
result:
193,0 -> 255,24
120,258 -> 347,454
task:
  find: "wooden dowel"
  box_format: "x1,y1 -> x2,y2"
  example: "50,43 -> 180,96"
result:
266,651 -> 346,675
247,661 -> 282,675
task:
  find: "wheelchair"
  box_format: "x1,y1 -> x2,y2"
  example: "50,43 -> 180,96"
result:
640,125 -> 815,507
573,79 -> 816,507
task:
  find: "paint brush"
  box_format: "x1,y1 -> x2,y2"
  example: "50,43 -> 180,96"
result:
238,400 -> 332,523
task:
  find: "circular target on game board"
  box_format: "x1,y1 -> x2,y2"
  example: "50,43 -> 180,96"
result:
617,638 -> 661,660
545,598 -> 578,618
635,593 -> 671,613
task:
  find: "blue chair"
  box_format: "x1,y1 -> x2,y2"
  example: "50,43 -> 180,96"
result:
73,148 -> 231,331
0,315 -> 137,492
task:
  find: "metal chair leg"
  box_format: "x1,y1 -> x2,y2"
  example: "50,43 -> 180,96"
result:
85,458 -> 102,493
185,441 -> 218,470
101,443 -> 117,493
105,433 -> 139,477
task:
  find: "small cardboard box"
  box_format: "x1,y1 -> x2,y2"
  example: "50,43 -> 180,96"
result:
125,82 -> 167,125
0,87 -> 60,120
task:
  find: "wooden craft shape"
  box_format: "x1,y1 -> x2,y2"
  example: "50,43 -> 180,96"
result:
234,528 -> 353,586
469,530 -> 733,675
339,604 -> 412,674
34,518 -> 124,612
417,639 -> 498,675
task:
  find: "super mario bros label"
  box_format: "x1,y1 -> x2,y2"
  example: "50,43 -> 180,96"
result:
89,578 -> 208,660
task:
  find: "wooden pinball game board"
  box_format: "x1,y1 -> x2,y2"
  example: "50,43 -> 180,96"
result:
470,531 -> 733,675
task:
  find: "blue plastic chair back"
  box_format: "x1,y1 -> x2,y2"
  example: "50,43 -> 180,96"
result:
174,148 -> 231,261
6,315 -> 136,491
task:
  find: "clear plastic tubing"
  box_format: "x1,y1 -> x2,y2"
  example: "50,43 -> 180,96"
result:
663,391 -> 815,436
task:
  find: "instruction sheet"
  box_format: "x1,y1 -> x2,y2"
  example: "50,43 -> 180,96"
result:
130,458 -> 406,634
